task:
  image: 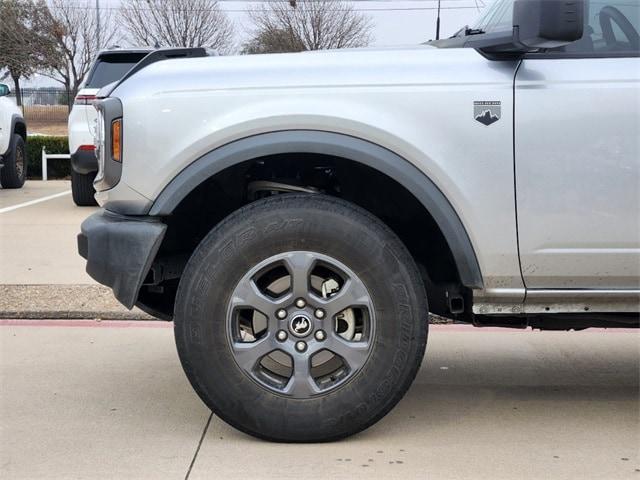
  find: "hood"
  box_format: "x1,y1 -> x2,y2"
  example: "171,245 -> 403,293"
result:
112,45 -> 485,98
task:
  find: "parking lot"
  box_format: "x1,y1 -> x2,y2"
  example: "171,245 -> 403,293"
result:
1,181 -> 639,479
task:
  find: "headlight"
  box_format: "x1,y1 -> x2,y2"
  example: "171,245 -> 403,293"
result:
92,97 -> 123,192
94,108 -> 106,185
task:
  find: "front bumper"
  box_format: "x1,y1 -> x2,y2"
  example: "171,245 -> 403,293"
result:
78,210 -> 166,309
70,148 -> 98,175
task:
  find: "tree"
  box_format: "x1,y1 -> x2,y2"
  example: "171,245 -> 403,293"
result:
45,0 -> 120,110
241,27 -> 305,55
120,0 -> 235,53
243,0 -> 373,54
0,0 -> 58,106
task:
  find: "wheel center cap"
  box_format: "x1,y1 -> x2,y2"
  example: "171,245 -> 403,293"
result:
289,314 -> 312,338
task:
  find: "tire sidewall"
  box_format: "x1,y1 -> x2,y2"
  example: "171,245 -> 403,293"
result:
1,135 -> 26,188
14,135 -> 26,183
174,195 -> 428,442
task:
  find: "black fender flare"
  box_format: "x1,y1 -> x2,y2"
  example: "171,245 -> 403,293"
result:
10,114 -> 26,140
150,130 -> 483,289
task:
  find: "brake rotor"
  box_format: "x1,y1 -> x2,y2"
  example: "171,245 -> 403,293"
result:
321,279 -> 356,341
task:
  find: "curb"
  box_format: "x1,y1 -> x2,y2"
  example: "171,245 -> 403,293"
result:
0,284 -> 455,323
0,284 -> 155,320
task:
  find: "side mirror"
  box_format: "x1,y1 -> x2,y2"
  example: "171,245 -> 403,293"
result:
513,0 -> 584,49
0,84 -> 10,97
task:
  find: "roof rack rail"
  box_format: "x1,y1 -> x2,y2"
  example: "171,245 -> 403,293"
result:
99,47 -> 214,97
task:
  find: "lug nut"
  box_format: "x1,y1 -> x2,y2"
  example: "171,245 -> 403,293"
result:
314,330 -> 326,341
314,308 -> 325,319
276,309 -> 287,319
295,298 -> 306,308
295,341 -> 307,352
276,330 -> 288,342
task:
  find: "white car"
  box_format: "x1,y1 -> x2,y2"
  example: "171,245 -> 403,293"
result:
69,48 -> 151,205
0,84 -> 27,189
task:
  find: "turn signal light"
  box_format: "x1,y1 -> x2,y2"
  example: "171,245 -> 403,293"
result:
111,119 -> 122,162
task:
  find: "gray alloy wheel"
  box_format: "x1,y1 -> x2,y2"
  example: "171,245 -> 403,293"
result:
14,143 -> 24,178
227,251 -> 375,398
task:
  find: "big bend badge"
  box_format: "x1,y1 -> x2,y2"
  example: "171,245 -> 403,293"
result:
474,101 -> 501,126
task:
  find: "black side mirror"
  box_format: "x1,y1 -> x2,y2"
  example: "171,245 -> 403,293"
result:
513,0 -> 584,49
0,84 -> 10,97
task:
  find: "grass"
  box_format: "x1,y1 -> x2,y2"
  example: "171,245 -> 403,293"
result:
22,105 -> 69,136
28,122 -> 68,136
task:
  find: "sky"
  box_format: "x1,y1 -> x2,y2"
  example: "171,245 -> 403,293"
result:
25,0 -> 490,87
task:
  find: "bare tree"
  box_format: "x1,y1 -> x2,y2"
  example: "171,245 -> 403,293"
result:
45,0 -> 120,110
120,0 -> 235,53
0,0 -> 58,106
244,0 -> 373,54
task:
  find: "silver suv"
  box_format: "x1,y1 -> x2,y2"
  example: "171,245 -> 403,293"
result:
78,0 -> 639,442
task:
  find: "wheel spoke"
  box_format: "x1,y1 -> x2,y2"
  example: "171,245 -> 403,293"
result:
283,252 -> 315,298
283,355 -> 322,397
326,333 -> 370,373
231,337 -> 277,372
231,280 -> 278,321
323,279 -> 370,318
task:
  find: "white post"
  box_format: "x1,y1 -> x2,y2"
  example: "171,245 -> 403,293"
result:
41,147 -> 48,181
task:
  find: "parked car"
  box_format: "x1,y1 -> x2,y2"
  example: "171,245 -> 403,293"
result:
69,48 -> 152,205
0,84 -> 27,189
79,0 -> 639,442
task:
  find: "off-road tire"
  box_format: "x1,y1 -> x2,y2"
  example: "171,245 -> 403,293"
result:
0,134 -> 26,189
174,194 -> 429,442
71,170 -> 98,206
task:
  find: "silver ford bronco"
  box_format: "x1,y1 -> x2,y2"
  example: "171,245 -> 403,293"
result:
78,0 -> 640,442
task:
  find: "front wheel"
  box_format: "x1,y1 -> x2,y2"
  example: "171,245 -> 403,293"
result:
0,134 -> 26,189
174,194 -> 428,442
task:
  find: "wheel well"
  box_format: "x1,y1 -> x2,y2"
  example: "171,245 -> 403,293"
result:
139,153 -> 471,319
14,121 -> 26,141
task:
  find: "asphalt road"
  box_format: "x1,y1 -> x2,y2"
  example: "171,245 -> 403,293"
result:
1,322 -> 638,480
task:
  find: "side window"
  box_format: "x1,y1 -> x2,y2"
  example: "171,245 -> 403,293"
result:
559,0 -> 640,55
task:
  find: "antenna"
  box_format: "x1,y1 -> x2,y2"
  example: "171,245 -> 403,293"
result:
435,0 -> 441,40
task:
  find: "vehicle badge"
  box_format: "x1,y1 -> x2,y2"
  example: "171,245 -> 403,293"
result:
474,101 -> 501,126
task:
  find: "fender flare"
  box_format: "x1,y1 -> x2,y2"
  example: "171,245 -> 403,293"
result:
10,114 -> 26,140
150,130 -> 483,289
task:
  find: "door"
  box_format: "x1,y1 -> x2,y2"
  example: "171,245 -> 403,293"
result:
514,0 -> 640,289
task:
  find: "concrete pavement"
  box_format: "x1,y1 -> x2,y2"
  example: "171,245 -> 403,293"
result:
0,181 -> 151,319
0,181 -> 97,285
1,322 -> 638,479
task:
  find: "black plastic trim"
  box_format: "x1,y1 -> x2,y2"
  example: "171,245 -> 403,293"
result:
522,51 -> 640,59
7,114 -> 24,152
78,210 -> 167,309
70,148 -> 98,174
149,130 -> 484,289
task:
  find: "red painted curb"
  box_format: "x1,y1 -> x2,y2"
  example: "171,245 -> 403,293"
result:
0,319 -> 636,333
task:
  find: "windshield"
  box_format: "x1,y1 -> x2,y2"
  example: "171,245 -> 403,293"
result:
472,0 -> 514,34
85,53 -> 148,89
